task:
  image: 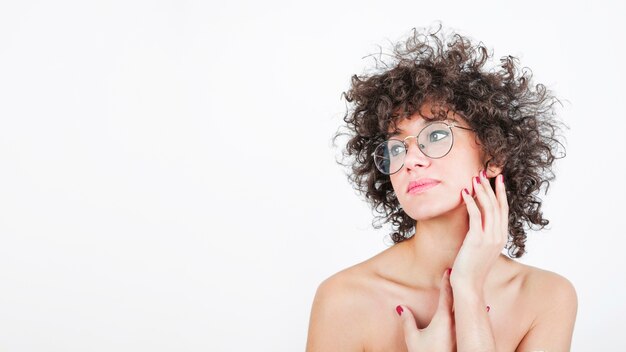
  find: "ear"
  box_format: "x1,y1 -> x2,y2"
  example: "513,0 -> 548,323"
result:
485,157 -> 504,178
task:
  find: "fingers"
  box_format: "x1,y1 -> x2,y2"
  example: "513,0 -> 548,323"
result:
436,269 -> 454,316
473,170 -> 497,237
461,186 -> 482,238
495,174 -> 509,244
396,272 -> 457,351
396,304 -> 420,348
471,170 -> 509,248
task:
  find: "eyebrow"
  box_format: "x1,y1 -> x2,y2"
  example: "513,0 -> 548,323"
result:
387,118 -> 456,137
388,129 -> 405,138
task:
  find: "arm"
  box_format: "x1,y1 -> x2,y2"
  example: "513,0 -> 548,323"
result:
449,171 -> 506,351
305,276 -> 365,352
515,273 -> 578,352
451,283 -> 497,352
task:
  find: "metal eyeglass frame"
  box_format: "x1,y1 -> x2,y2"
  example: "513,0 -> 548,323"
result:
371,120 -> 475,175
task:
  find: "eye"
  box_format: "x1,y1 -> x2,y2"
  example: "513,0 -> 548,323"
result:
429,130 -> 450,142
389,143 -> 405,156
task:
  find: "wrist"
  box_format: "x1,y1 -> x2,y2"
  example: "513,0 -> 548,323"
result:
450,278 -> 484,296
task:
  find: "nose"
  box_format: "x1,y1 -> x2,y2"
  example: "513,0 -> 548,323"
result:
403,136 -> 431,170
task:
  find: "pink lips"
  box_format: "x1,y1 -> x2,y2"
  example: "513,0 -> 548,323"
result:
407,179 -> 440,194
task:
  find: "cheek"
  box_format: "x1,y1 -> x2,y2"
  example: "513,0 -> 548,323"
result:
446,151 -> 484,181
455,171 -> 478,189
440,166 -> 479,196
389,175 -> 401,194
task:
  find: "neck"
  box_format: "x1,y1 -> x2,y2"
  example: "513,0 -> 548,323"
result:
397,203 -> 471,289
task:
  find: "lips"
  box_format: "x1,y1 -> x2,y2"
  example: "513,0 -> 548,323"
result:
407,179 -> 440,194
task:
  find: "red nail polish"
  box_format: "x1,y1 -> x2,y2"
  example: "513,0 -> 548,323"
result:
396,305 -> 403,316
463,188 -> 469,195
475,176 -> 480,183
486,305 -> 491,312
482,170 -> 487,178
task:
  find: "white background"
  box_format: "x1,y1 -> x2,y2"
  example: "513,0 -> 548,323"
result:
0,0 -> 624,351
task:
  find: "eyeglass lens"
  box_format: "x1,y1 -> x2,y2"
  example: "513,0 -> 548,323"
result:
373,122 -> 453,175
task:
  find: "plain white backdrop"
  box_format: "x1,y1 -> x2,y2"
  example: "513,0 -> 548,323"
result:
0,0 -> 624,351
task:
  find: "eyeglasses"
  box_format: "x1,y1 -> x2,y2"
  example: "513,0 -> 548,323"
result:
371,121 -> 474,175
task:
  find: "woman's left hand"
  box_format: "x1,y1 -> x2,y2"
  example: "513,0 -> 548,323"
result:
450,170 -> 509,292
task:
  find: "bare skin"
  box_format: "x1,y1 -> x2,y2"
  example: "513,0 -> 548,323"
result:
306,104 -> 577,351
311,243 -> 575,351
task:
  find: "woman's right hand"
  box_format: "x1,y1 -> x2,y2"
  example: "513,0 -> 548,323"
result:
396,269 -> 456,352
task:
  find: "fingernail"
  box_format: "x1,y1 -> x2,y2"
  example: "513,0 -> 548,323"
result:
482,170 -> 487,178
463,188 -> 469,195
474,176 -> 480,183
486,305 -> 491,312
396,305 -> 403,316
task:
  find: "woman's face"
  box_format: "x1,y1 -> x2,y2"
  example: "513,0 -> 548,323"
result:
388,104 -> 487,221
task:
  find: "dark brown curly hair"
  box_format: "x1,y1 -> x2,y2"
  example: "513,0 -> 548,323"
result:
332,25 -> 567,258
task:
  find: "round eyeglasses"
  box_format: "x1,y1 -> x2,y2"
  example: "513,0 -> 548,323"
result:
371,121 -> 474,175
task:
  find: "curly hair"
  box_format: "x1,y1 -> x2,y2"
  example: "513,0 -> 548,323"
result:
332,25 -> 567,258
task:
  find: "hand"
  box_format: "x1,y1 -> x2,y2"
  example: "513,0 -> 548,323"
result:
396,269 -> 457,352
451,170 -> 509,291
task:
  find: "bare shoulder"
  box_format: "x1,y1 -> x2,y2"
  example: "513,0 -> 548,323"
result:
517,263 -> 578,308
311,267 -> 373,320
306,266 -> 372,352
513,262 -> 578,351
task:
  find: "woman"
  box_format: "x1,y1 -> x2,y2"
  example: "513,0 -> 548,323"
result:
306,26 -> 577,351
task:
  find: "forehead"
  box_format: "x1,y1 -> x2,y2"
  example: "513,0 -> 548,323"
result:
387,110 -> 463,135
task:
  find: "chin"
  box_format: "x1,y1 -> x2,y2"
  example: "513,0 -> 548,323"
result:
402,198 -> 463,221
403,204 -> 444,220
